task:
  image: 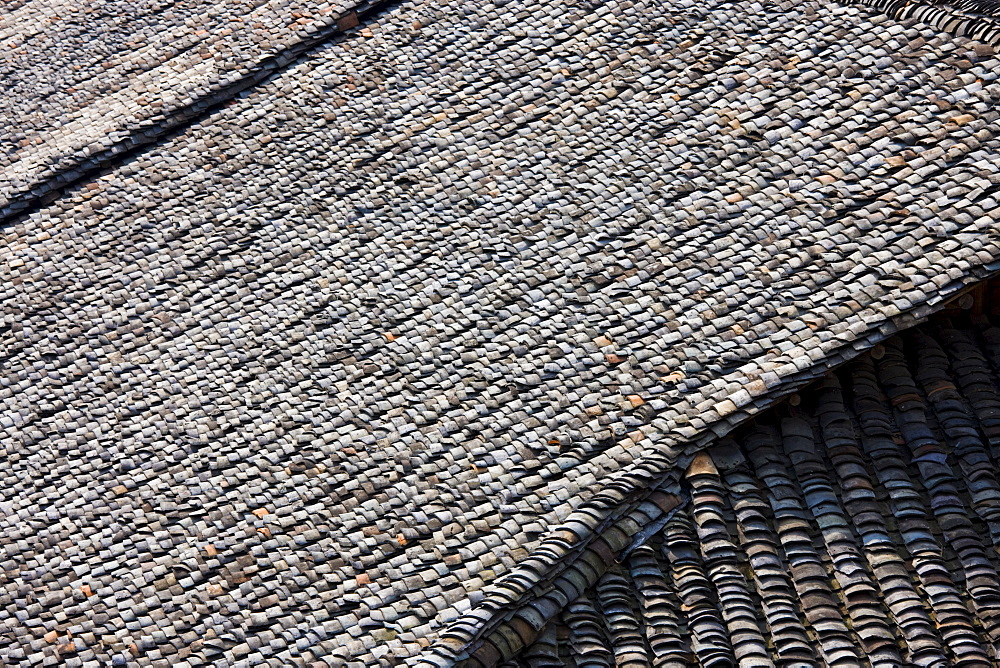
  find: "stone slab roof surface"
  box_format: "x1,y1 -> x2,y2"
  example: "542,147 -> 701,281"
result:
1,0 -> 1000,665
507,314 -> 1000,667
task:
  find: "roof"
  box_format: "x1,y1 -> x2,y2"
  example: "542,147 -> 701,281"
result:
492,313 -> 1000,666
2,0 -> 1000,665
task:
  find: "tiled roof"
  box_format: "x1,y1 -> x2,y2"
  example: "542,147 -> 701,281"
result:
2,0 -> 1000,665
505,314 -> 1000,667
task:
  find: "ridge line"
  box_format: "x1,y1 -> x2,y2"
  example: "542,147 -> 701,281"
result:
0,0 -> 396,229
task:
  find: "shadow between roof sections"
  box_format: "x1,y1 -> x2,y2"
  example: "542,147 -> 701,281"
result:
0,0 -> 402,232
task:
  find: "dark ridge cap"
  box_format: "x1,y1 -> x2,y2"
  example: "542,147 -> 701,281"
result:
0,0 -> 394,230
424,265 -> 1000,667
853,0 -> 1000,20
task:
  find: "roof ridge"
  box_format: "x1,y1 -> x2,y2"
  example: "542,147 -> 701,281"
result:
846,0 -> 1000,43
0,0 -> 389,228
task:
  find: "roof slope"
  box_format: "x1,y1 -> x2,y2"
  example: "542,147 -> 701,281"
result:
0,0 -> 381,220
1,0 -> 1000,665
501,313 -> 1000,666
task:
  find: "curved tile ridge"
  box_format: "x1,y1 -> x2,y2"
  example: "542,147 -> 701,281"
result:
0,0 -> 387,224
842,0 -> 1000,45
505,321 -> 1000,666
425,280 -> 998,667
438,479 -> 686,667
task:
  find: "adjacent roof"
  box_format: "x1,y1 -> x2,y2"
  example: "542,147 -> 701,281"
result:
498,312 -> 1000,666
2,0 -> 1000,665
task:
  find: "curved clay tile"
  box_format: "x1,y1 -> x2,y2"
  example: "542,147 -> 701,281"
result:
625,545 -> 690,667
874,341 -> 1000,650
563,597 -> 614,668
938,324 -> 1000,472
660,510 -> 735,667
815,376 -> 948,666
742,427 -> 865,666
778,416 -> 903,667
8,0 -> 1000,662
910,328 -> 1000,547
686,452 -> 774,666
710,440 -> 816,665
847,0 -> 1000,45
519,624 -> 562,667
852,356 -> 993,665
980,326 -> 1000,379
595,568 -> 652,668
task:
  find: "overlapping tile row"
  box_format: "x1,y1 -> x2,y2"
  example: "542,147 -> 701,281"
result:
658,510 -> 732,666
624,545 -> 687,666
939,324 -> 1000,463
741,427 -> 865,666
875,338 -> 1000,645
686,454 -> 772,666
851,356 -> 994,664
847,0 -> 1000,46
712,441 -> 815,665
507,317 -> 1000,666
780,416 -> 903,666
451,484 -> 686,666
0,0 -> 382,220
594,569 -> 650,667
911,329 -> 1000,546
815,377 -> 947,666
3,0 -> 1000,665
